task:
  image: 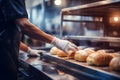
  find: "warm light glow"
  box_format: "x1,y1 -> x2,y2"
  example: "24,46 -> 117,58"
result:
54,0 -> 62,5
109,13 -> 120,25
113,17 -> 119,22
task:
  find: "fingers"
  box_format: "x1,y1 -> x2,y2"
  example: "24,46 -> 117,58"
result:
70,42 -> 78,50
28,49 -> 46,57
33,53 -> 40,56
37,50 -> 46,54
68,42 -> 78,51
65,42 -> 78,53
28,53 -> 40,57
51,37 -> 78,54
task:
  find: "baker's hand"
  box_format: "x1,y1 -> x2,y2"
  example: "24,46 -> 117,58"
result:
51,37 -> 78,53
27,47 -> 46,56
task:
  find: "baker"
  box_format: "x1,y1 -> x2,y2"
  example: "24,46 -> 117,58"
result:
0,0 -> 78,80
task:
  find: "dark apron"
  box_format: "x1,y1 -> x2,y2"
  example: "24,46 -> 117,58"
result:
0,8 -> 21,80
0,23 -> 20,80
0,0 -> 27,79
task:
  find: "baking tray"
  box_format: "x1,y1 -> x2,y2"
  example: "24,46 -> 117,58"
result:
40,53 -> 120,80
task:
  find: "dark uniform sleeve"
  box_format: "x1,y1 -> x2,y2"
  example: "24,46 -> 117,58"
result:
3,0 -> 28,22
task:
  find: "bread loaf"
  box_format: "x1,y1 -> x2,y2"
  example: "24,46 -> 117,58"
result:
109,53 -> 120,58
74,50 -> 89,62
68,50 -> 75,59
50,47 -> 67,57
87,52 -> 113,66
57,49 -> 67,57
74,48 -> 95,62
109,57 -> 120,71
96,50 -> 106,54
50,47 -> 60,55
84,48 -> 95,54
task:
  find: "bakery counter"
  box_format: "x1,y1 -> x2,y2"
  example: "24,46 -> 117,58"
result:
40,53 -> 120,80
19,52 -> 79,80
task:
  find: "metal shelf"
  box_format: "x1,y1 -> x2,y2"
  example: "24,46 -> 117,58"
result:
60,0 -> 120,38
61,0 -> 120,16
63,19 -> 103,22
64,36 -> 120,42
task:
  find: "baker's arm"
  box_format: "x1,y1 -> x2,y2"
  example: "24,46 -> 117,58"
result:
16,18 -> 78,53
16,18 -> 54,43
20,42 -> 46,56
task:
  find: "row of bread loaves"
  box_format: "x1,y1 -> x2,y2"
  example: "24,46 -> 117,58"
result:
50,47 -> 120,71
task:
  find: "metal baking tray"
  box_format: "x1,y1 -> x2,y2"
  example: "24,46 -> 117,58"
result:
40,53 -> 120,80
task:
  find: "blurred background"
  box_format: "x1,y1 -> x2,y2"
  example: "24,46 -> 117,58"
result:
24,0 -> 104,47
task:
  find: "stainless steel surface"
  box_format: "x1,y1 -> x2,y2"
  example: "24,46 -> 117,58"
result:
60,0 -> 120,38
19,47 -> 120,80
62,0 -> 120,11
64,36 -> 120,42
40,52 -> 120,80
61,0 -> 120,16
19,52 -> 79,80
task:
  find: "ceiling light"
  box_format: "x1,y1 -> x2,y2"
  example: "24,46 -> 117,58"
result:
54,0 -> 62,5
